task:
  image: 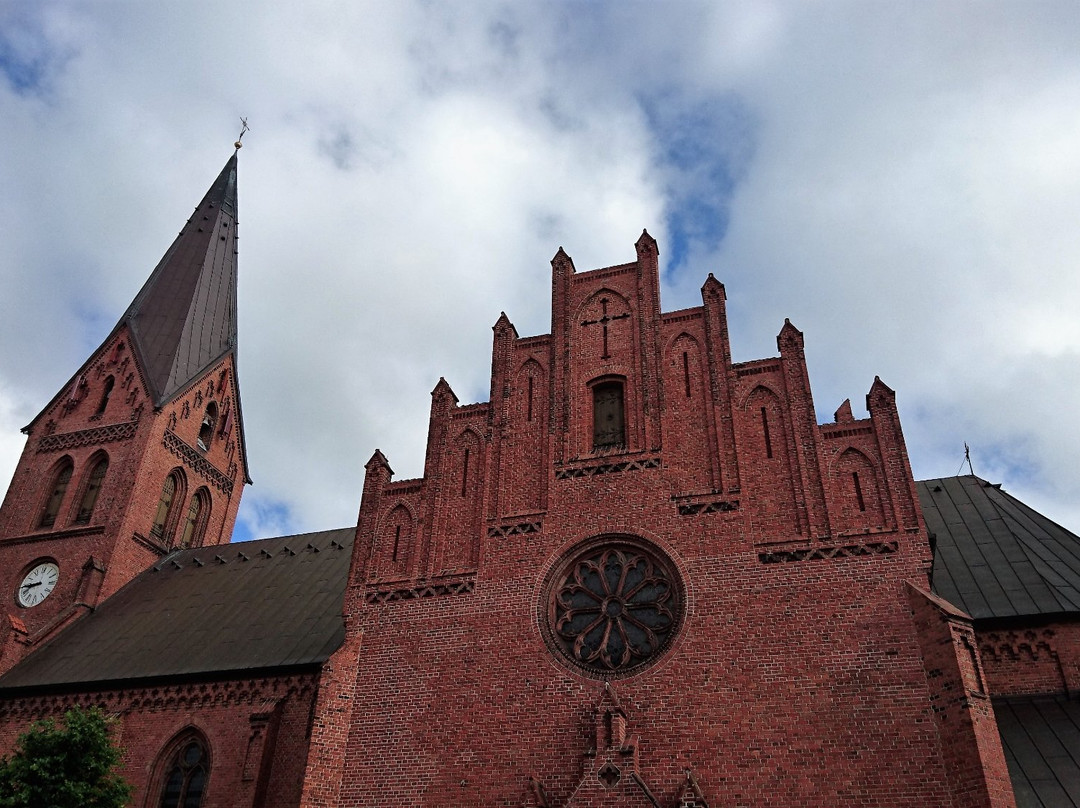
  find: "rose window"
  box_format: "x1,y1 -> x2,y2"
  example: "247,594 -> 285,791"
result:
542,539 -> 683,677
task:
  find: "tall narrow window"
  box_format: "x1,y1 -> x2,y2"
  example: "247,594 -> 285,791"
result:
461,448 -> 470,496
39,459 -> 74,528
682,352 -> 691,398
95,376 -> 115,415
197,402 -> 218,451
158,737 -> 209,808
527,375 -> 534,422
760,406 -> 773,459
392,525 -> 402,562
592,381 -> 625,450
178,490 -> 209,548
74,456 -> 108,524
852,472 -> 866,512
151,473 -> 180,540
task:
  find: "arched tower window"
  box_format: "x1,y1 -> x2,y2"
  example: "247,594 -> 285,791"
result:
95,375 -> 115,416
39,458 -> 74,528
150,471 -> 184,542
74,454 -> 109,524
155,733 -> 210,808
592,380 -> 625,451
178,489 -> 210,549
197,402 -> 218,451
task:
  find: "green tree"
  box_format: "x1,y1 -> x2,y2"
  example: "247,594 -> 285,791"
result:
0,706 -> 131,808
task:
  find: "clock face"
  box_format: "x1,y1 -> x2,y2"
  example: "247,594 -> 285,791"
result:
17,562 -> 59,608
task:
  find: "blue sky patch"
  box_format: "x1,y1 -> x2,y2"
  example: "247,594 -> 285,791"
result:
640,92 -> 758,277
236,499 -> 294,543
0,19 -> 57,97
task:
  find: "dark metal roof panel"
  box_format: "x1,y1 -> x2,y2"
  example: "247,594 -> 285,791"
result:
995,696 -> 1080,807
124,153 -> 239,406
922,476 -> 1080,620
0,528 -> 354,691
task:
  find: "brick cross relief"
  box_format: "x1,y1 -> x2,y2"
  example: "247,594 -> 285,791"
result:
581,298 -> 630,359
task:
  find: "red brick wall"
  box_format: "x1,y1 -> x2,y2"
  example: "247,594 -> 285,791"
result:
0,672 -> 318,808
333,239 -> 998,806
907,585 -> 1016,808
978,621 -> 1080,699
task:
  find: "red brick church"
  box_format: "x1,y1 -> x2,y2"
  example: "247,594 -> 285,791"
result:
1,152 -> 1078,807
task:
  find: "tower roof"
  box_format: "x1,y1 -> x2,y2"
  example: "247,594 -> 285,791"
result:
123,153 -> 240,405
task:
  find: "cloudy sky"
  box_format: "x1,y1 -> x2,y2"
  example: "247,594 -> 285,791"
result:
2,1 -> 1078,542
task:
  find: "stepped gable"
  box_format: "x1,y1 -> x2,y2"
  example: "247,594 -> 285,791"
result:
919,475 -> 1080,621
0,528 -> 354,692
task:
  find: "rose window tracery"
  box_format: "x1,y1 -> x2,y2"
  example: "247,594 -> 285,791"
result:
542,538 -> 683,677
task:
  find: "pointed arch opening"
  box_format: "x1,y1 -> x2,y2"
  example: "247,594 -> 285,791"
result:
590,377 -> 626,451
831,447 -> 888,531
74,452 -> 109,524
516,358 -> 545,424
152,729 -> 211,808
39,457 -> 74,528
95,375 -> 115,416
197,402 -> 218,451
740,385 -> 800,536
150,469 -> 186,545
379,503 -> 415,579
178,488 -> 211,549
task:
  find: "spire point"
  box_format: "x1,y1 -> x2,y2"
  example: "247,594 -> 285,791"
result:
234,117 -> 250,151
122,153 -> 241,405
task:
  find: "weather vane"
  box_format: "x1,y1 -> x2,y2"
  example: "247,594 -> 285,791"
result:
235,117 -> 250,150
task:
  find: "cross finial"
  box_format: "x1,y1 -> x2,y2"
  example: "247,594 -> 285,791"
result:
234,117 -> 250,150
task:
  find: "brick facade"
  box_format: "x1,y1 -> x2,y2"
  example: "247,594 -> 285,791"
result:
1,157 -> 1075,805
0,673 -> 316,808
317,235 -> 1015,806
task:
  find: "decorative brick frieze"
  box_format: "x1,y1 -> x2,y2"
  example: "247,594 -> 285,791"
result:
487,521 -> 542,538
36,421 -> 137,453
554,456 -> 661,480
758,539 -> 898,564
675,498 -> 739,516
980,629 -> 1057,662
451,402 -> 488,413
385,480 -> 423,495
570,261 -> 635,282
734,362 -> 781,378
0,673 -> 316,722
364,576 -> 475,604
822,425 -> 874,440
515,335 -> 549,349
0,525 -> 105,547
661,307 -> 702,325
162,429 -> 234,494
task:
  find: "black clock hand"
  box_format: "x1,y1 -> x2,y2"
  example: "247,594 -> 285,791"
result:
21,581 -> 42,590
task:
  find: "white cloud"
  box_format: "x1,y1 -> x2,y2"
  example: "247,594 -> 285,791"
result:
1,1 -> 1078,539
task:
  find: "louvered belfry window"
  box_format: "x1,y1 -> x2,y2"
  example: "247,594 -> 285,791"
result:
592,381 -> 625,450
151,475 -> 178,539
74,456 -> 108,524
39,460 -> 74,528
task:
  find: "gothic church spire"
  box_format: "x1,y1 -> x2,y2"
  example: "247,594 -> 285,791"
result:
122,153 -> 240,405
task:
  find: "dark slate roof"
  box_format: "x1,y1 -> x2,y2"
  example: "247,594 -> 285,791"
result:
124,153 -> 240,406
996,696 -> 1080,807
921,476 -> 1080,622
0,528 -> 353,692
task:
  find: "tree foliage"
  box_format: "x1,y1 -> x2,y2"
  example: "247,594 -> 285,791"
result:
0,706 -> 131,808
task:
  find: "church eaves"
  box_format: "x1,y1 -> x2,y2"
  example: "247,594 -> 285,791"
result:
122,152 -> 240,406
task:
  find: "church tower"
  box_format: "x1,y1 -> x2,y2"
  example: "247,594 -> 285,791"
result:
0,151 -> 249,674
